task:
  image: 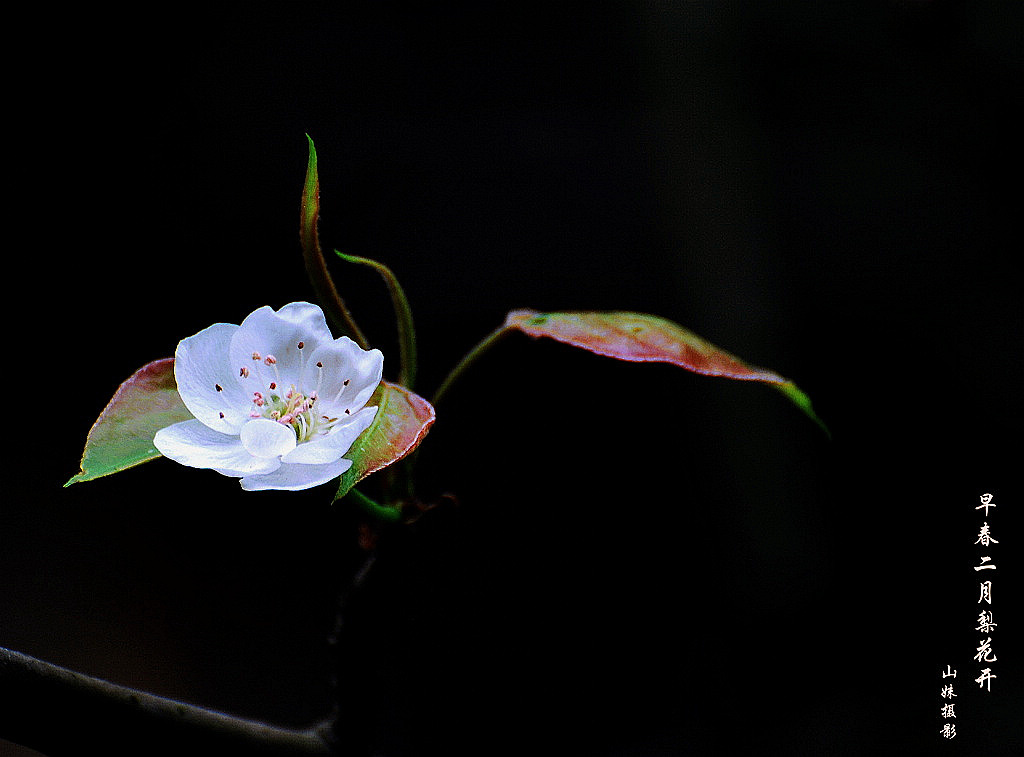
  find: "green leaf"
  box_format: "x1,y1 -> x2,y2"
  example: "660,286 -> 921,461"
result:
504,309 -> 828,434
334,380 -> 436,501
65,358 -> 194,485
299,134 -> 321,263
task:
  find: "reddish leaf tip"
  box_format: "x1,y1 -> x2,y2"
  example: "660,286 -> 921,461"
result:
333,380 -> 436,500
65,358 -> 193,486
503,309 -> 826,433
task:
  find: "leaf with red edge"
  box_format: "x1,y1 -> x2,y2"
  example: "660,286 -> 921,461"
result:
504,309 -> 828,434
334,380 -> 436,500
65,358 -> 195,485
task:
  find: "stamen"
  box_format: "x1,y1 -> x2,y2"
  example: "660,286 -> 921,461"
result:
246,352 -> 273,392
314,362 -> 324,400
263,355 -> 282,387
333,378 -> 350,404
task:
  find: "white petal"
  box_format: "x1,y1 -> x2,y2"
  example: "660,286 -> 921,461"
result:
281,406 -> 379,464
275,302 -> 334,348
239,418 -> 297,459
154,419 -> 280,476
239,457 -> 354,492
303,338 -> 383,415
174,323 -> 248,433
229,303 -> 332,391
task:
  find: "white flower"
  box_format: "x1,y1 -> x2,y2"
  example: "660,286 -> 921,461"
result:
154,302 -> 382,491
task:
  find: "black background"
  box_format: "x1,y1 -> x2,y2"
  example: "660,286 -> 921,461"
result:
3,3 -> 1021,755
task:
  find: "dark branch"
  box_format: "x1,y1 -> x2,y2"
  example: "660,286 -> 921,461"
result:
0,646 -> 335,756
325,543 -> 378,755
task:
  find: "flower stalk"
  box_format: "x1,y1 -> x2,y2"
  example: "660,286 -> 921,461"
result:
345,487 -> 402,523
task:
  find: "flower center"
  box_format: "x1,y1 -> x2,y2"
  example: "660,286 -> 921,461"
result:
236,345 -> 347,444
249,385 -> 325,442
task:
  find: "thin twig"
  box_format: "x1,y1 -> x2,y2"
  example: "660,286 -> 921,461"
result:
430,323 -> 511,408
0,646 -> 334,756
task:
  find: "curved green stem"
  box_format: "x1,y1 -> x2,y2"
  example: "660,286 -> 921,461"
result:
431,323 -> 511,408
335,251 -> 417,390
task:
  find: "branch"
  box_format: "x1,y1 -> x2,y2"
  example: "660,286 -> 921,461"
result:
325,543 -> 378,754
0,646 -> 335,756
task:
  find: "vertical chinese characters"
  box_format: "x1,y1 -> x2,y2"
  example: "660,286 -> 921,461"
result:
973,493 -> 999,694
